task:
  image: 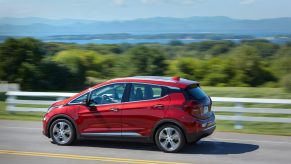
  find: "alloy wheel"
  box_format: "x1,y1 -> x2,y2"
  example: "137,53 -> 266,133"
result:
158,127 -> 181,151
52,121 -> 72,144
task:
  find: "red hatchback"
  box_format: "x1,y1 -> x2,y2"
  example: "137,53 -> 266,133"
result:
43,76 -> 215,152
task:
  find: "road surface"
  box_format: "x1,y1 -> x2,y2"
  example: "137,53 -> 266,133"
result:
0,120 -> 291,164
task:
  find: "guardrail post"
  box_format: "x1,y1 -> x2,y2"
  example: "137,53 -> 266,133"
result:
234,102 -> 243,129
6,94 -> 16,114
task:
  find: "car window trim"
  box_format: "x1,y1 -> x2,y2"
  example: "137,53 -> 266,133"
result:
68,82 -> 180,105
67,92 -> 89,105
87,82 -> 128,106
68,82 -> 128,105
123,94 -> 169,104
125,82 -> 170,103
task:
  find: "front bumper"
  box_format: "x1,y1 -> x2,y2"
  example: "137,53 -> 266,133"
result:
42,115 -> 49,137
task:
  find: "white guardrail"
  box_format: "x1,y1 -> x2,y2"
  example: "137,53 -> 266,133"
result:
5,91 -> 291,129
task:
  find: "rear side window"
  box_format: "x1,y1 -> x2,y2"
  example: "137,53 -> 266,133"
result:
129,83 -> 166,101
186,84 -> 208,100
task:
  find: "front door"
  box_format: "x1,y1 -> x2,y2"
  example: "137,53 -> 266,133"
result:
77,83 -> 127,136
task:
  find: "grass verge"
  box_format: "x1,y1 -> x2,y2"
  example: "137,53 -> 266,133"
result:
0,87 -> 291,136
0,101 -> 44,121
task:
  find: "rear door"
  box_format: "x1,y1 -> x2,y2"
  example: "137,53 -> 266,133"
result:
121,83 -> 170,137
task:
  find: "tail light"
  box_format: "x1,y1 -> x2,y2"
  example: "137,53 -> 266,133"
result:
183,100 -> 209,118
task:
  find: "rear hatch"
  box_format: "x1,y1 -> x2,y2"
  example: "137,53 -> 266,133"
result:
184,84 -> 212,119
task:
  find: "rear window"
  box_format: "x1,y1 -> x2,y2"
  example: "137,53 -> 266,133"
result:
186,84 -> 208,100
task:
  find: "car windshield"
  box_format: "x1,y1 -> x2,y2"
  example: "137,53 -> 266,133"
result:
186,84 -> 208,100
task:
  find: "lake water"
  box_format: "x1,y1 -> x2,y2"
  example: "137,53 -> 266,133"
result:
43,38 -> 213,44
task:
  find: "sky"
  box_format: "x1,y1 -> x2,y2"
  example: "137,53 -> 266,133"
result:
0,0 -> 290,20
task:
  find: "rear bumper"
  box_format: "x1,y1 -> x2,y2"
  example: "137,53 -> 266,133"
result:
186,125 -> 216,143
186,113 -> 216,143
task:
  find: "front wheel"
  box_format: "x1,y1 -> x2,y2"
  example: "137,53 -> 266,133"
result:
155,124 -> 185,153
50,119 -> 76,145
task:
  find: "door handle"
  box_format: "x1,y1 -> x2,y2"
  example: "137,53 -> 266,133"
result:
153,104 -> 165,109
110,108 -> 119,112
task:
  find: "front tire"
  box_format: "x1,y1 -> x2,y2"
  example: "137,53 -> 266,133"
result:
155,124 -> 185,153
50,119 -> 76,145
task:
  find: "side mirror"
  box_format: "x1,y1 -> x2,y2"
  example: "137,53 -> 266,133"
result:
86,99 -> 98,111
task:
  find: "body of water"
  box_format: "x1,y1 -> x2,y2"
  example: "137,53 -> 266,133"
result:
43,38 -> 220,44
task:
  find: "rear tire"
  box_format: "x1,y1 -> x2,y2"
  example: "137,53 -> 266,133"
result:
155,124 -> 185,153
50,119 -> 76,145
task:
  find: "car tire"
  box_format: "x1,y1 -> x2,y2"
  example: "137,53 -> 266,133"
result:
50,119 -> 76,145
155,124 -> 185,153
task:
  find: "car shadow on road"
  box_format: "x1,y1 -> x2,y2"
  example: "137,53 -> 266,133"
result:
73,139 -> 259,155
181,140 -> 259,154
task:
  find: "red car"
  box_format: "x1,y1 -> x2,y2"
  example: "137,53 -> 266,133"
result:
43,76 -> 215,152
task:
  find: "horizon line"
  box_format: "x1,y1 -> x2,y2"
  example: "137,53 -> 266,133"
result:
1,16 -> 291,22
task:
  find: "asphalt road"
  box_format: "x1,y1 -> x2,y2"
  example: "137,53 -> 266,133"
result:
0,120 -> 291,164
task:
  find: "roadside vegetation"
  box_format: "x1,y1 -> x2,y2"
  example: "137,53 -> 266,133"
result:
0,38 -> 291,92
0,38 -> 291,136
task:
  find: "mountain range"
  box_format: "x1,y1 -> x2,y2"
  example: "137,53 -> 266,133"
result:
1,16 -> 291,36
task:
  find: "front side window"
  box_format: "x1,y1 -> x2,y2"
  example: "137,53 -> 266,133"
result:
70,93 -> 88,104
89,83 -> 126,105
129,83 -> 166,102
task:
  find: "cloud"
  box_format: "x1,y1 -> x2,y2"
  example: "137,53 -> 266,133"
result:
181,0 -> 201,5
240,0 -> 256,5
140,0 -> 201,5
141,0 -> 160,5
113,0 -> 126,6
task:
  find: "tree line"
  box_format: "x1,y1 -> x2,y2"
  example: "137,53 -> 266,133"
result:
0,38 -> 290,92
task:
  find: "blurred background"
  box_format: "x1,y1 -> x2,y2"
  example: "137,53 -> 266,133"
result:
0,0 -> 291,135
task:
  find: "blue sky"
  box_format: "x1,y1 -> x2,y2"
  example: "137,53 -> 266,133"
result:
0,0 -> 290,20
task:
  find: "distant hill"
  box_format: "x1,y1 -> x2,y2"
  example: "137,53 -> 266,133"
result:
1,16 -> 291,36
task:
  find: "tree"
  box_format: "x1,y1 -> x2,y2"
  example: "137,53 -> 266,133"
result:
167,57 -> 205,81
18,60 -> 77,91
0,38 -> 45,82
53,49 -> 117,79
202,57 -> 233,86
227,45 -> 275,86
241,40 -> 279,58
127,46 -> 167,76
281,74 -> 291,92
272,46 -> 291,76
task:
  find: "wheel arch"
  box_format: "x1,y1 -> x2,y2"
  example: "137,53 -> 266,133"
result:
47,114 -> 79,139
151,119 -> 188,143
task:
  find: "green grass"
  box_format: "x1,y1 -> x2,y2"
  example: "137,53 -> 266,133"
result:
203,86 -> 291,99
0,101 -> 44,121
217,120 -> 291,136
203,87 -> 291,136
204,87 -> 291,108
0,87 -> 291,136
215,111 -> 291,118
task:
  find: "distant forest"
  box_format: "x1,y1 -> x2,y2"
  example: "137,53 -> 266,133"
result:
0,38 -> 291,92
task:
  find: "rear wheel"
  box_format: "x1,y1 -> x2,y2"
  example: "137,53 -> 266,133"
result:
50,119 -> 76,145
155,124 -> 185,153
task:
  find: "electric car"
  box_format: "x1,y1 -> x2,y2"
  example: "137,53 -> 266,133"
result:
43,76 -> 215,152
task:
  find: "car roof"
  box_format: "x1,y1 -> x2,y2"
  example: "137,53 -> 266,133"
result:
104,76 -> 199,89
64,76 -> 199,104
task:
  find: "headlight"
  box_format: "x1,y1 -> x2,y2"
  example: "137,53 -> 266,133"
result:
47,105 -> 63,113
